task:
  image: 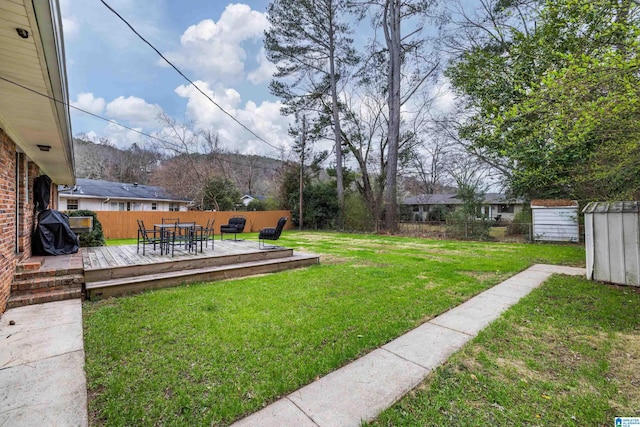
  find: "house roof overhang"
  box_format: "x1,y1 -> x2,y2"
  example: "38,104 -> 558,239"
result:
0,0 -> 74,184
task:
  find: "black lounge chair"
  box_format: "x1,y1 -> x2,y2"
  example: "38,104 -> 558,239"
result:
220,216 -> 246,241
258,217 -> 287,249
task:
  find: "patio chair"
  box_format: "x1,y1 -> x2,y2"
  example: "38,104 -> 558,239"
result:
162,217 -> 179,224
137,219 -> 163,255
258,217 -> 287,249
220,216 -> 246,241
164,222 -> 195,256
189,219 -> 214,253
202,218 -> 215,248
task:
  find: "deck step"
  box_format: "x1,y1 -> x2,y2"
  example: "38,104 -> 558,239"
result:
86,253 -> 319,300
84,248 -> 294,282
6,288 -> 83,309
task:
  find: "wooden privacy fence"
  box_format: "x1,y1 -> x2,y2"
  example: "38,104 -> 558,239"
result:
95,210 -> 293,239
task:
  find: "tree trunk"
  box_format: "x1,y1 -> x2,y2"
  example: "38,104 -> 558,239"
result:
328,8 -> 345,229
383,0 -> 401,231
299,117 -> 306,230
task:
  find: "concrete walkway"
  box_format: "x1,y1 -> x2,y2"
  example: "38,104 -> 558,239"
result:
233,264 -> 585,427
0,264 -> 584,427
0,299 -> 87,427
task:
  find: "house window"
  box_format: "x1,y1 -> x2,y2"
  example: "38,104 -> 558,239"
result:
119,202 -> 125,211
169,203 -> 179,212
151,202 -> 157,211
67,199 -> 79,210
499,204 -> 514,213
110,202 -> 118,210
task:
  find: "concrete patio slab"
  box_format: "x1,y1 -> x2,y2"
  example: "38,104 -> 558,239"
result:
382,322 -> 471,370
0,299 -> 87,427
287,349 -> 427,427
233,398 -> 318,427
0,351 -> 87,427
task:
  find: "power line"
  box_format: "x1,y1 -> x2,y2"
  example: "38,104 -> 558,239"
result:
99,0 -> 282,152
0,76 -> 283,171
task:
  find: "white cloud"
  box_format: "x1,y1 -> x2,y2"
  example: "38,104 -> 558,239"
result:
105,96 -> 164,128
163,4 -> 270,84
71,92 -> 105,115
174,80 -> 293,155
431,78 -> 456,114
62,16 -> 79,38
247,48 -> 277,85
102,121 -> 147,149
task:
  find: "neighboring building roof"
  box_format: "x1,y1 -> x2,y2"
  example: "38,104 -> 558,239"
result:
403,193 -> 524,206
531,199 -> 578,208
58,179 -> 190,202
0,0 -> 75,184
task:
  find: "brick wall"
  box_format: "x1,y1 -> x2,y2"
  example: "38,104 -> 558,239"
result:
0,129 -> 18,313
0,130 -> 45,314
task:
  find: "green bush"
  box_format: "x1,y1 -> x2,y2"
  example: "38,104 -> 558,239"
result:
67,210 -> 105,247
445,210 -> 492,240
344,193 -> 375,231
507,206 -> 532,235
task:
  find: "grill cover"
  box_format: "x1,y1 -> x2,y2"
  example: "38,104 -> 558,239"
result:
32,209 -> 79,256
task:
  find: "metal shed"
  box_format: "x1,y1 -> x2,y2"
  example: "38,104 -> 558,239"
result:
583,201 -> 640,286
531,200 -> 579,242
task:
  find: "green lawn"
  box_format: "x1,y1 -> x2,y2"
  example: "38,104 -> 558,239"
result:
372,275 -> 640,426
84,232 -> 584,426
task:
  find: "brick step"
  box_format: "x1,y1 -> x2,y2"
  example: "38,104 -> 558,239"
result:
86,253 -> 319,300
15,258 -> 43,272
11,274 -> 85,294
6,288 -> 83,309
14,267 -> 84,282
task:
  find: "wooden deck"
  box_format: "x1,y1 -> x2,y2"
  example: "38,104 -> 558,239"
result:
83,239 -> 270,270
82,240 -> 320,299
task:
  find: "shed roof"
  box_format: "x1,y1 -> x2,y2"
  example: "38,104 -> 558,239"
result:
583,201 -> 640,214
58,178 -> 190,202
531,199 -> 578,208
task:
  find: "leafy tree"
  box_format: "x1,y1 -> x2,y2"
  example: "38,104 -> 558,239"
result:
200,177 -> 241,211
265,0 -> 358,226
304,181 -> 339,229
446,0 -> 640,201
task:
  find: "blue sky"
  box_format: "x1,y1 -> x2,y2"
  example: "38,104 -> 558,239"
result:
60,0 -> 288,156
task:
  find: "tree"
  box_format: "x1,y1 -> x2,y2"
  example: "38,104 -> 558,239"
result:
200,177 -> 241,211
446,0 -> 640,201
289,114 -> 314,229
265,0 -> 358,227
352,0 -> 441,230
152,114 -> 224,208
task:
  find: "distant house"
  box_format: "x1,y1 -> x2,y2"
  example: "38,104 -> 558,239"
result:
403,193 -> 525,221
58,178 -> 191,212
240,194 -> 265,207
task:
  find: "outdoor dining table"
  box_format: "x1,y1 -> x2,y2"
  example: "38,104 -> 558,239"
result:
154,223 -> 205,255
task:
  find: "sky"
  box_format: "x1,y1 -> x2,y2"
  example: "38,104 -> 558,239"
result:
60,0 -> 292,157
60,0 -> 458,159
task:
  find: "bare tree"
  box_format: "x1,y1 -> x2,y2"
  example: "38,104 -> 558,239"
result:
352,0 -> 441,230
265,0 -> 359,227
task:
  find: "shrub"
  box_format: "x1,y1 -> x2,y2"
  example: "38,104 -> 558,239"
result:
445,210 -> 492,240
67,210 -> 105,247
